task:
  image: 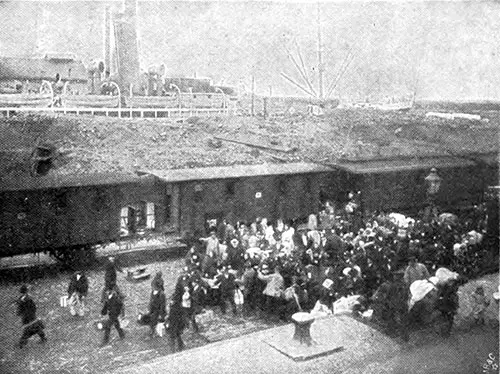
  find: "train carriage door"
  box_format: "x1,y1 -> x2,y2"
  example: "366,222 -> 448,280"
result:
145,202 -> 155,229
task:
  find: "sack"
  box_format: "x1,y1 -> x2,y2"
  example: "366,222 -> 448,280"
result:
119,317 -> 130,328
333,295 -> 361,315
60,295 -> 68,307
95,319 -> 107,331
234,289 -> 244,305
322,279 -> 334,289
284,287 -> 295,301
155,322 -> 165,337
409,280 -> 436,310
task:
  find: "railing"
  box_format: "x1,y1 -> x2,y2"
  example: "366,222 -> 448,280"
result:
0,106 -> 236,118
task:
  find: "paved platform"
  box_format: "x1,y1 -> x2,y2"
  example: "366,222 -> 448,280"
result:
112,315 -> 401,374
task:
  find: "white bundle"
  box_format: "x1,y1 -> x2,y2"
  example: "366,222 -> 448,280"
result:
435,268 -> 459,285
389,213 -> 409,228
467,230 -> 483,245
408,279 -> 436,310
333,295 -> 361,315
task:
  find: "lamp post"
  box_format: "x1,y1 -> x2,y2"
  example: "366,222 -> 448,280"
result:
424,168 -> 442,221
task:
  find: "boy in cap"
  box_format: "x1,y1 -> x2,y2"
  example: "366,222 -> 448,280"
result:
67,270 -> 89,317
16,285 -> 47,348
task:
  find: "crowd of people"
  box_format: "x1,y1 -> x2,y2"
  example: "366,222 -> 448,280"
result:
13,193 -> 496,350
165,195 -> 495,344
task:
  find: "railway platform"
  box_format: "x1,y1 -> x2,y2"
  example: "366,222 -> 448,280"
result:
109,311 -> 499,374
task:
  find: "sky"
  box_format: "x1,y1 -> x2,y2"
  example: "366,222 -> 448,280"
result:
0,0 -> 499,100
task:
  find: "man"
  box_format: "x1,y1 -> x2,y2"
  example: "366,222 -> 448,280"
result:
67,270 -> 89,317
239,261 -> 257,315
403,255 -> 430,287
102,257 -> 125,309
148,282 -> 166,337
226,238 -> 244,273
100,290 -> 125,347
151,271 -> 165,292
104,256 -> 123,291
257,265 -> 285,318
215,265 -> 238,315
200,230 -> 221,258
16,285 -> 47,348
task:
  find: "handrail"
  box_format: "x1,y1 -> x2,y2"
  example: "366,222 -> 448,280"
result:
0,106 -> 235,119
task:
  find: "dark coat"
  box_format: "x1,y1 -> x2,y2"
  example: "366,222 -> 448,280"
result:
215,272 -> 237,297
17,295 -> 37,325
104,261 -> 123,290
436,283 -> 459,316
167,302 -> 186,336
68,273 -> 89,296
151,272 -> 165,292
226,245 -> 244,270
149,291 -> 167,323
101,293 -> 123,320
241,267 -> 257,295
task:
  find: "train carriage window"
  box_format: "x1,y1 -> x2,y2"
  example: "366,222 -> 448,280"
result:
226,181 -> 236,197
120,202 -> 156,237
194,184 -> 203,203
373,174 -> 384,190
305,176 -> 313,194
93,188 -> 109,212
278,177 -> 287,195
54,189 -> 68,215
164,195 -> 172,225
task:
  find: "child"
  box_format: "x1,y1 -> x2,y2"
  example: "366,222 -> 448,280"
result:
471,285 -> 490,325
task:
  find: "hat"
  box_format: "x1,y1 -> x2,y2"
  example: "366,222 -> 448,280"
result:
19,285 -> 28,294
393,269 -> 405,278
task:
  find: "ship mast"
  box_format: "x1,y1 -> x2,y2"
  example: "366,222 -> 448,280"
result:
316,2 -> 324,101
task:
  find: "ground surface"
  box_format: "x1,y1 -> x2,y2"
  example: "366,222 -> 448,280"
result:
0,254 -> 497,374
112,273 -> 499,374
0,256 -> 281,374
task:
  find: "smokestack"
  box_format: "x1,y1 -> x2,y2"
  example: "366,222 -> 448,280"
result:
113,0 -> 141,95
